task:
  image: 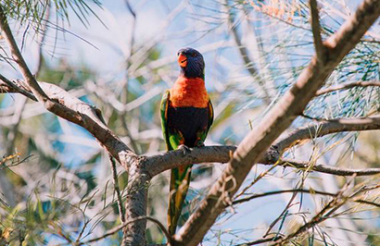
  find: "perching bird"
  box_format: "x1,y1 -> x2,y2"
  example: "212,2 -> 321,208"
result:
160,47 -> 213,235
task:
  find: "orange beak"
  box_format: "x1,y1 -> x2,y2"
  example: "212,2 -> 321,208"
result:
178,53 -> 187,67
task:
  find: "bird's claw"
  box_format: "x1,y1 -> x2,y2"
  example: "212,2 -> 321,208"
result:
196,140 -> 205,147
178,144 -> 191,156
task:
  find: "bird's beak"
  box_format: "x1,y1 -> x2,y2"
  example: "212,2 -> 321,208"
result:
178,53 -> 187,68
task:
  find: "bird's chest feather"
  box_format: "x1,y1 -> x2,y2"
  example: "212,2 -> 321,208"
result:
169,76 -> 209,108
167,106 -> 209,146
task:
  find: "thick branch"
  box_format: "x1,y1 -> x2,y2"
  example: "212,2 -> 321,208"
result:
173,1 -> 380,245
0,78 -> 136,168
144,116 -> 380,177
145,144 -> 380,178
316,80 -> 380,96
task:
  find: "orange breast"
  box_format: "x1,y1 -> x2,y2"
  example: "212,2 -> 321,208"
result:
169,76 -> 209,108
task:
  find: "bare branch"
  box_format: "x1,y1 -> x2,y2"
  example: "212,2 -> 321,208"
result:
0,5 -> 49,102
173,1 -> 380,244
316,80 -> 380,96
0,75 -> 37,100
232,186 -> 380,207
145,145 -> 241,177
277,159 -> 380,176
146,115 -> 380,178
309,0 -> 326,63
233,189 -> 337,205
275,115 -> 380,151
0,77 -> 136,167
145,144 -> 380,178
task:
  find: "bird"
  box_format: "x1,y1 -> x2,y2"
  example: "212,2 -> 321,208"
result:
160,47 -> 213,235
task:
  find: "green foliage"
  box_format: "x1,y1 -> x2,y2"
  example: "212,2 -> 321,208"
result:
0,0 -> 102,27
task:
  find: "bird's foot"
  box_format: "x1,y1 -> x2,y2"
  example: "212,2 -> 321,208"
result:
178,144 -> 191,156
196,140 -> 205,147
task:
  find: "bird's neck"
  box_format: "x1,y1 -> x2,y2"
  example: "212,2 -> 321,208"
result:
180,68 -> 205,79
169,75 -> 209,108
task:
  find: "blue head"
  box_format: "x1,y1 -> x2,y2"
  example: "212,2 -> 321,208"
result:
177,47 -> 205,79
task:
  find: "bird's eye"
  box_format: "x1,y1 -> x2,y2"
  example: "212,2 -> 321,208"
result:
191,53 -> 197,57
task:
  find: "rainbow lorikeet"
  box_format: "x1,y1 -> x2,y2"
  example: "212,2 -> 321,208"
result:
160,47 -> 213,235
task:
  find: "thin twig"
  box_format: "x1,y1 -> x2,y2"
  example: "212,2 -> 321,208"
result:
232,186 -> 379,208
233,189 -> 337,205
225,0 -> 271,105
316,80 -> 380,96
0,75 -> 37,101
268,176 -> 357,245
236,236 -> 280,246
235,162 -> 279,199
80,216 -> 172,245
263,190 -> 298,238
35,4 -> 50,78
109,155 -> 126,223
277,158 -> 380,176
309,0 -> 327,63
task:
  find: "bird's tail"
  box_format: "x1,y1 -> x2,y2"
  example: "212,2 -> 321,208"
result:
168,165 -> 192,235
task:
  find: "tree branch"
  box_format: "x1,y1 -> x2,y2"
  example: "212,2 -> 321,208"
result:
145,113 -> 380,177
173,1 -> 380,245
316,80 -> 380,96
0,77 -> 136,168
276,159 -> 380,176
0,5 -> 49,102
274,115 -> 380,151
0,75 -> 37,100
232,187 -> 379,207
309,0 -> 326,63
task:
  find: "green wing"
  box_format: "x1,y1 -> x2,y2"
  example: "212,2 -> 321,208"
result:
194,99 -> 214,146
160,90 -> 185,151
160,90 -> 171,150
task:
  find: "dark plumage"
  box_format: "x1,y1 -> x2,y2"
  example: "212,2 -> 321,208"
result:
167,106 -> 210,146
